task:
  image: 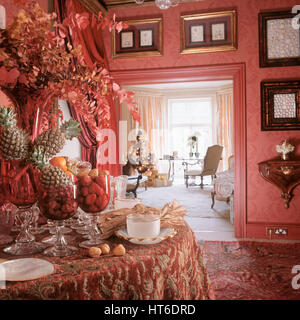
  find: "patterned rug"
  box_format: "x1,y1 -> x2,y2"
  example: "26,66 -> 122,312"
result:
200,241 -> 300,300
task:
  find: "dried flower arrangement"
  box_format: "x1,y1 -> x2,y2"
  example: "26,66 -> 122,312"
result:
275,140 -> 295,160
0,0 -> 139,136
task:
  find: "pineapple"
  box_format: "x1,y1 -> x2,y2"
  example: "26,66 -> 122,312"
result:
40,165 -> 72,187
31,146 -> 72,187
0,106 -> 30,160
32,119 -> 81,159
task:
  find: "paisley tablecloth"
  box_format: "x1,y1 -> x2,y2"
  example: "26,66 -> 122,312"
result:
0,222 -> 215,300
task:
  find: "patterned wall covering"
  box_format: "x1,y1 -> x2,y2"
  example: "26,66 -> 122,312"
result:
1,0 -> 48,24
103,0 -> 300,229
2,0 -> 300,235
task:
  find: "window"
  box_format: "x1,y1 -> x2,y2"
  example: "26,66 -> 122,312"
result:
168,98 -> 214,158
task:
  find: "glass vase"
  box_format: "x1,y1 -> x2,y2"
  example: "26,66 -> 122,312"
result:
77,172 -> 110,248
38,183 -> 78,257
3,160 -> 46,255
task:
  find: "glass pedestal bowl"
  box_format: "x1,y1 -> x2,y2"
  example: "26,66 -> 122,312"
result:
77,172 -> 110,248
38,184 -> 78,257
3,160 -> 46,255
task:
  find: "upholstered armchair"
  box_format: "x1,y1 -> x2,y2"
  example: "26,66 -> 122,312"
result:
183,145 -> 223,188
211,155 -> 234,223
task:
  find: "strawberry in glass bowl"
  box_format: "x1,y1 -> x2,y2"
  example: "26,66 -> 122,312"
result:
37,164 -> 78,257
77,168 -> 110,248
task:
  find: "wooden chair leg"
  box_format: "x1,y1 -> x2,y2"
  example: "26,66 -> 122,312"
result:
200,176 -> 203,189
211,191 -> 215,209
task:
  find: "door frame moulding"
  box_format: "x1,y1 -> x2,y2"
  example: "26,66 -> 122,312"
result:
111,63 -> 247,238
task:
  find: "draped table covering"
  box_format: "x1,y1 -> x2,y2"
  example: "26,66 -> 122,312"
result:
0,222 -> 215,300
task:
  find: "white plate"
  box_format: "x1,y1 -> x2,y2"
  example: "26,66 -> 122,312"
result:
0,258 -> 54,281
115,228 -> 177,245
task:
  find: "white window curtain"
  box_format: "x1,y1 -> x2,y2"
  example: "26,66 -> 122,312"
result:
121,90 -> 168,162
216,88 -> 234,171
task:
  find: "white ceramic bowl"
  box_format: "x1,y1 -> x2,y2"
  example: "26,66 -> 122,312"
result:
126,213 -> 160,239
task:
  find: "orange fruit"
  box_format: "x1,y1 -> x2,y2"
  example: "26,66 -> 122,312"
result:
50,157 -> 68,171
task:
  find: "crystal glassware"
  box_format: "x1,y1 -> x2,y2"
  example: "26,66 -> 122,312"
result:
0,202 -> 16,245
77,171 -> 110,248
41,219 -> 74,245
102,176 -> 116,212
114,175 -> 128,199
38,183 -> 78,257
3,160 -> 46,255
0,159 -> 15,244
29,203 -> 46,235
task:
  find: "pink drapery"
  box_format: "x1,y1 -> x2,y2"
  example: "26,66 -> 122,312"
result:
216,89 -> 234,171
54,0 -> 120,175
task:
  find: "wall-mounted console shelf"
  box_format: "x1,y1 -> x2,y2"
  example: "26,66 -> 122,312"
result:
258,159 -> 300,209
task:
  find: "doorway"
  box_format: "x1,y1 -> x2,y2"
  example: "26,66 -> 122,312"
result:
112,63 -> 246,238
123,80 -> 235,240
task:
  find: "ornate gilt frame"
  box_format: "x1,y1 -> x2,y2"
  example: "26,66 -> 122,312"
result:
180,10 -> 237,54
112,17 -> 163,59
261,80 -> 300,131
259,10 -> 300,68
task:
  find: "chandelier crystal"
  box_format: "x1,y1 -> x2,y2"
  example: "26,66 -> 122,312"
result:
135,0 -> 179,10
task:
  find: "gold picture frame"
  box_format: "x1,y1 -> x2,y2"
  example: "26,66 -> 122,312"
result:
180,10 -> 237,54
112,17 -> 163,59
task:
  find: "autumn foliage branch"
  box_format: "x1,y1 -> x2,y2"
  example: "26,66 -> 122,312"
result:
0,0 -> 140,135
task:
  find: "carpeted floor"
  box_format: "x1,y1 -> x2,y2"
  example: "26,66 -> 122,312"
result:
137,183 -> 300,300
137,183 -> 236,241
138,184 -> 229,219
200,241 -> 300,300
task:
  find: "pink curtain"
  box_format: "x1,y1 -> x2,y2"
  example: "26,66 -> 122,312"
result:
54,0 -> 120,176
216,89 -> 234,171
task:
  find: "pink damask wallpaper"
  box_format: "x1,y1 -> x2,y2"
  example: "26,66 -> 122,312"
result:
103,0 -> 300,238
1,0 -> 300,238
1,0 -> 48,25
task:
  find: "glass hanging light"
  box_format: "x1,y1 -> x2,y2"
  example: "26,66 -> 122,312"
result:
134,0 -> 179,10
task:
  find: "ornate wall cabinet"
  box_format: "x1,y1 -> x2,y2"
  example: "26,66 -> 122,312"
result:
258,159 -> 300,209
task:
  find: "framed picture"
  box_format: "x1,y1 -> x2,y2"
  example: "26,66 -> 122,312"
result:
112,18 -> 162,58
190,24 -> 205,43
259,11 -> 300,68
120,31 -> 134,49
261,80 -> 300,131
180,10 -> 237,54
139,29 -> 154,48
210,22 -> 227,41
